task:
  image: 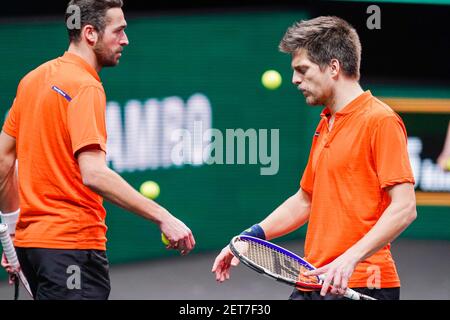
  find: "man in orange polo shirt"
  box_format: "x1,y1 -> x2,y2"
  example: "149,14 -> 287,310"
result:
212,16 -> 416,300
0,0 -> 195,299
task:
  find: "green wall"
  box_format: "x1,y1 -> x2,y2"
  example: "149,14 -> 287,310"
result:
0,11 -> 448,271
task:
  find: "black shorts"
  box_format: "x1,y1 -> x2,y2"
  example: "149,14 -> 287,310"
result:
289,287 -> 400,300
16,247 -> 111,300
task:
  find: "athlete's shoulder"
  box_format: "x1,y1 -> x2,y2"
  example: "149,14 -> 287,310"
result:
367,95 -> 396,115
364,94 -> 403,124
360,94 -> 409,141
58,59 -> 102,90
18,56 -> 103,99
18,57 -> 59,88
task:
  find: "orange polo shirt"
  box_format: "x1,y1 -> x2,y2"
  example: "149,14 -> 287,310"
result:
2,52 -> 108,250
300,91 -> 415,288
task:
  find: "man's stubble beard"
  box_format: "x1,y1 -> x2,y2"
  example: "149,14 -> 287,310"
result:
94,40 -> 118,68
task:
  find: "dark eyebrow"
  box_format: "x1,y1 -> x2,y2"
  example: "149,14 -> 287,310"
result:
292,64 -> 308,72
114,24 -> 127,31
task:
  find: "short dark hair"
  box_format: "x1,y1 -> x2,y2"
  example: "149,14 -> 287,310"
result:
279,16 -> 362,80
65,0 -> 124,43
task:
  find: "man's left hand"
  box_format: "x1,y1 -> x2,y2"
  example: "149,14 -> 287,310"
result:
303,252 -> 359,297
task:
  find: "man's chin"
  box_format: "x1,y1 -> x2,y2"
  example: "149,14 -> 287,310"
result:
102,59 -> 120,68
304,97 -> 319,106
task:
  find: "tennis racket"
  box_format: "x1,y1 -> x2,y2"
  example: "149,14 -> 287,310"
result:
229,235 -> 376,300
0,223 -> 33,299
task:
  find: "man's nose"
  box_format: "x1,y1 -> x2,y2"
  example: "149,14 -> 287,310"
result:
292,71 -> 302,85
121,31 -> 129,46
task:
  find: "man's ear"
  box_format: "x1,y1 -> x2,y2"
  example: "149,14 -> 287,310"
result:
329,59 -> 341,78
82,25 -> 98,46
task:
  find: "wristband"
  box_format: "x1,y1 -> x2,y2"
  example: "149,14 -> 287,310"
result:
0,209 -> 20,235
240,224 -> 266,240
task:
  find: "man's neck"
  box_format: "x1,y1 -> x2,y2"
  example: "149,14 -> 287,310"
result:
67,43 -> 101,73
325,80 -> 364,116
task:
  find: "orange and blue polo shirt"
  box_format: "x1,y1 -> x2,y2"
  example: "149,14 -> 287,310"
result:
300,91 -> 415,288
2,51 -> 108,250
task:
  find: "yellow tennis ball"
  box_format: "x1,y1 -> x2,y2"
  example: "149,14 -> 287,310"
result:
161,233 -> 170,246
262,70 -> 282,90
140,181 -> 160,199
446,159 -> 450,171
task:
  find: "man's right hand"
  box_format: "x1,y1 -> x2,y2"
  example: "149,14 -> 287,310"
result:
211,246 -> 240,283
159,214 -> 195,256
1,252 -> 19,285
437,153 -> 450,171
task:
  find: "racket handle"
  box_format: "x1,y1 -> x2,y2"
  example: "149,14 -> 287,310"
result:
0,224 -> 19,268
0,223 -> 33,298
344,287 -> 376,300
317,274 -> 376,300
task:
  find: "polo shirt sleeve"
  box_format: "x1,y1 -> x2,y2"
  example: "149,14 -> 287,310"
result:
2,98 -> 19,138
3,79 -> 24,138
371,114 -> 415,189
67,85 -> 107,156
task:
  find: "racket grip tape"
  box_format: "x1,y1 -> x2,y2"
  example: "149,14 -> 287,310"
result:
0,223 -> 33,298
0,224 -> 19,268
318,274 -> 376,300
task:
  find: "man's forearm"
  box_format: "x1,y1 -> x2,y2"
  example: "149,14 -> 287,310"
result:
0,158 -> 19,213
85,167 -> 169,225
345,200 -> 416,262
259,189 -> 311,240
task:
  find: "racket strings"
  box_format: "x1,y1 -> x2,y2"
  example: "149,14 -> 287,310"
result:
239,240 -> 301,281
237,239 -> 319,286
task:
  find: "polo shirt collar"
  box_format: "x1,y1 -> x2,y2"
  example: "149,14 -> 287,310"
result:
60,51 -> 100,82
320,90 -> 373,119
